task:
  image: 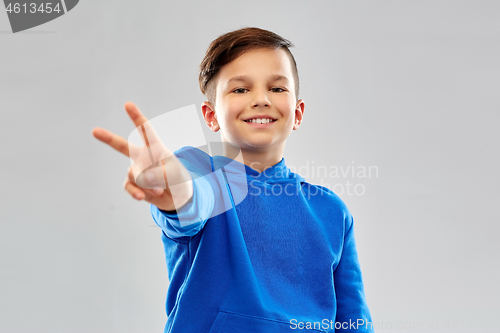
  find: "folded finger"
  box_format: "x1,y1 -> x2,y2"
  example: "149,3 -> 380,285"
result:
132,161 -> 168,190
128,167 -> 165,196
124,179 -> 146,200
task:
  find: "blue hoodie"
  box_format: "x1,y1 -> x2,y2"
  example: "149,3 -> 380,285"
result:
150,146 -> 373,333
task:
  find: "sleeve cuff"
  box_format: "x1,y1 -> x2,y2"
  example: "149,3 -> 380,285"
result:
152,171 -> 215,238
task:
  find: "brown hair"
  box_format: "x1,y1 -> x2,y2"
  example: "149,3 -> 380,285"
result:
199,27 -> 299,106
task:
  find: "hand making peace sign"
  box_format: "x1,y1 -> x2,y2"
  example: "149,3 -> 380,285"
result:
92,102 -> 193,212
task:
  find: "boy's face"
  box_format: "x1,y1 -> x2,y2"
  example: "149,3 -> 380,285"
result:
202,48 -> 305,155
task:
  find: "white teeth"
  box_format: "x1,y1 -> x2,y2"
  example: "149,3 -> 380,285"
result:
247,118 -> 274,123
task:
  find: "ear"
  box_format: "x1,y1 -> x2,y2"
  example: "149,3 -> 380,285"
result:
293,99 -> 305,130
201,101 -> 220,132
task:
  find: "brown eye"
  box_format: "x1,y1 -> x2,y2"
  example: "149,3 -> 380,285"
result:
271,87 -> 285,93
233,88 -> 248,93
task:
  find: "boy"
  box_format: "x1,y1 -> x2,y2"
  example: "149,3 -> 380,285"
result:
93,27 -> 373,332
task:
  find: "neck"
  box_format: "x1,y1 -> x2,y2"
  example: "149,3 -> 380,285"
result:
220,142 -> 284,173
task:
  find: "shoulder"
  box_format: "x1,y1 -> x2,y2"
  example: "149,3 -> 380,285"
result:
299,181 -> 354,230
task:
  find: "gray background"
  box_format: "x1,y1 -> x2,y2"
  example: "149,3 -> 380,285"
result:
1,1 -> 499,332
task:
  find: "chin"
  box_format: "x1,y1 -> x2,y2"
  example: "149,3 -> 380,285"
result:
244,142 -> 275,150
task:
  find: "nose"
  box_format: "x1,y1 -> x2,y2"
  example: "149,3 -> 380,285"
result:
251,88 -> 271,108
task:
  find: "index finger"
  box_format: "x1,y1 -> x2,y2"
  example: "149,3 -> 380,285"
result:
92,127 -> 139,157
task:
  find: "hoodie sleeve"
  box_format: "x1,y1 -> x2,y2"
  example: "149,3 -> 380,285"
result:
333,215 -> 374,332
150,146 -> 215,240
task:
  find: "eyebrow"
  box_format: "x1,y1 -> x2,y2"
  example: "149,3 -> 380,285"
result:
227,74 -> 289,85
269,74 -> 289,82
